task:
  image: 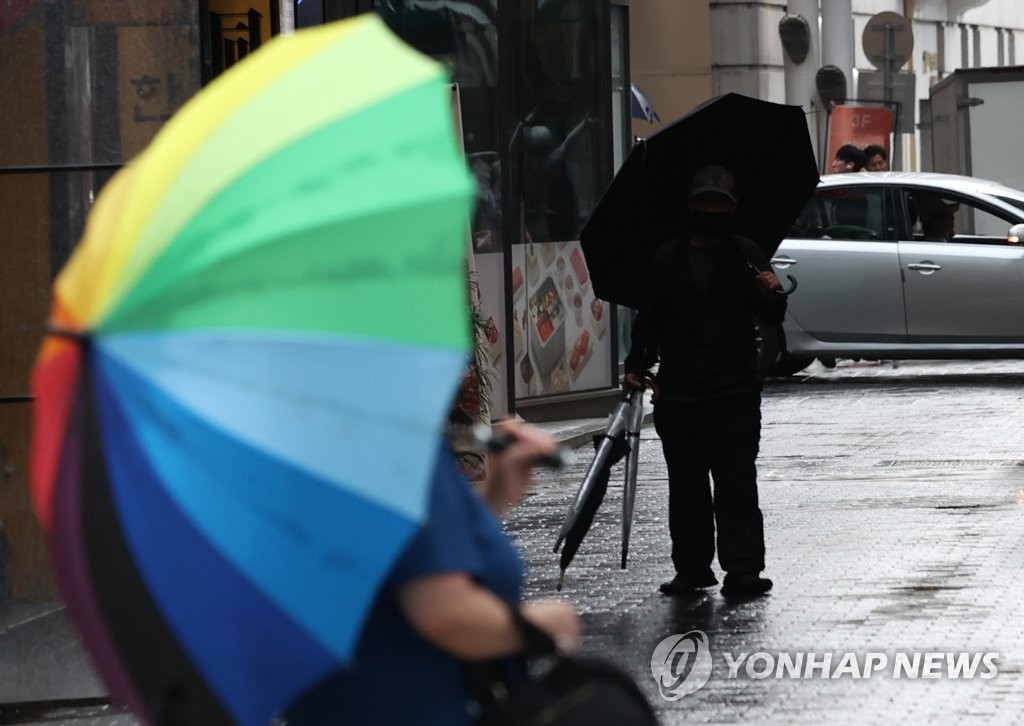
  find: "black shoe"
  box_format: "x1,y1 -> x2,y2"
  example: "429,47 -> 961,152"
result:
659,569 -> 718,596
721,573 -> 773,598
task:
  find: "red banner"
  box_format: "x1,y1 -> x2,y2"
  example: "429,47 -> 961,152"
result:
826,105 -> 893,167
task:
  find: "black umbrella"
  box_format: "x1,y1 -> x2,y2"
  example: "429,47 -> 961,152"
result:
581,93 -> 819,309
554,390 -> 644,590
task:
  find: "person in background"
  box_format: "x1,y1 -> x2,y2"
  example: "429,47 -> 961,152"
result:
623,164 -> 784,600
286,421 -> 579,726
830,144 -> 867,174
864,144 -> 889,172
917,194 -> 959,242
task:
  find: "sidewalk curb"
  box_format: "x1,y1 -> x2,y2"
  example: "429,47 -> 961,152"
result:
552,411 -> 654,450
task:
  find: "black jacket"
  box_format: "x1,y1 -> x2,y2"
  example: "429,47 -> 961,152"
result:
624,235 -> 786,401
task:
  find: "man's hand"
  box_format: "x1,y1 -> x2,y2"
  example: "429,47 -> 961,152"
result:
483,420 -> 559,515
521,599 -> 581,653
622,372 -> 645,392
753,271 -> 783,299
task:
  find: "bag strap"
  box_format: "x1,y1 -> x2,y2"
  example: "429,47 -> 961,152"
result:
462,604 -> 558,721
508,607 -> 557,657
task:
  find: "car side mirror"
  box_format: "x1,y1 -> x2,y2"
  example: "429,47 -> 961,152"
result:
1008,224 -> 1024,244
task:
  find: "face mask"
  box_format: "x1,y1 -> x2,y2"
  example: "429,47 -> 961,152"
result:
690,211 -> 735,236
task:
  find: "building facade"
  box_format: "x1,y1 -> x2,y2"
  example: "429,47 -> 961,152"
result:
0,0 -> 629,709
632,0 -> 1024,170
708,0 -> 1024,168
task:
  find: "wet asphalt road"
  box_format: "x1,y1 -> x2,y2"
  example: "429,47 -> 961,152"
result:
506,359 -> 1024,725
5,359 -> 1024,724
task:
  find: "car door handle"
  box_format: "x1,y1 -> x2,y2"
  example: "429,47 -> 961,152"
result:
770,256 -> 798,267
907,262 -> 942,271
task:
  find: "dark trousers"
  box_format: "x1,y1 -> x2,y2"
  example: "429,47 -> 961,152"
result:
653,394 -> 765,575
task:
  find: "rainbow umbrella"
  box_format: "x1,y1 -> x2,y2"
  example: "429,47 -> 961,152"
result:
29,15 -> 474,726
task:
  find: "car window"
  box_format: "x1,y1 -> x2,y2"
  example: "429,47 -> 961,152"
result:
902,189 -> 1018,245
994,195 -> 1024,216
788,186 -> 888,241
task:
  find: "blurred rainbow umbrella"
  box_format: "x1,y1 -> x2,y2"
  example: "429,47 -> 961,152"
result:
29,14 -> 474,726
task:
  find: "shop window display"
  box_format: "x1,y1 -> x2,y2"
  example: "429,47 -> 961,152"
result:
375,0 -> 502,253
513,1 -> 613,397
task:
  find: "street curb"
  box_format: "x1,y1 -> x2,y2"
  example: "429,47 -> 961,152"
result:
552,411 -> 654,450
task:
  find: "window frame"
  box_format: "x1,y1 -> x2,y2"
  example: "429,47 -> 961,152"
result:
895,184 -> 1020,245
789,183 -> 897,243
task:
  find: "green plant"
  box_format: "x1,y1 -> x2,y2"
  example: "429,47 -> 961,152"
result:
449,270 -> 494,481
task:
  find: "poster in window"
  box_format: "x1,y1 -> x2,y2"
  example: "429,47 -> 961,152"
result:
511,241 -> 610,398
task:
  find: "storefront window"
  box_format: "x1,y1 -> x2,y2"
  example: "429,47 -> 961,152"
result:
295,0 -> 324,28
327,0 -> 617,408
610,5 -> 629,174
510,1 -> 614,399
363,1 -> 510,415
519,2 -> 607,244
610,3 -> 634,363
374,0 -> 501,254
202,1 -> 280,80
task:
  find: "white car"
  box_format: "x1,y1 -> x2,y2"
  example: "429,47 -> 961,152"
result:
761,172 -> 1024,376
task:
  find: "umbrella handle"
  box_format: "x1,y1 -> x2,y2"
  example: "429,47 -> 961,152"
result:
748,261 -> 797,297
462,424 -> 565,469
643,374 -> 660,403
623,374 -> 659,403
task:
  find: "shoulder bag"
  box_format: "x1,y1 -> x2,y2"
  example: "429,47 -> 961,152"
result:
465,606 -> 661,726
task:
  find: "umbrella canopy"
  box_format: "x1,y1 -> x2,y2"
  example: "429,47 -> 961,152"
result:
30,15 -> 474,726
581,93 -> 819,308
630,83 -> 660,123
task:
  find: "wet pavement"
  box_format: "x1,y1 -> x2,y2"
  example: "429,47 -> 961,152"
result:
508,359 -> 1024,724
4,359 -> 1024,723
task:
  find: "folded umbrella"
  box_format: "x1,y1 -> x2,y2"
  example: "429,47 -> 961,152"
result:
553,392 -> 639,590
581,93 -> 819,308
30,15 -> 474,726
621,388 -> 646,569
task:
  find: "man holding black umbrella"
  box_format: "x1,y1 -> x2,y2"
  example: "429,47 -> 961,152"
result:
623,164 -> 785,599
